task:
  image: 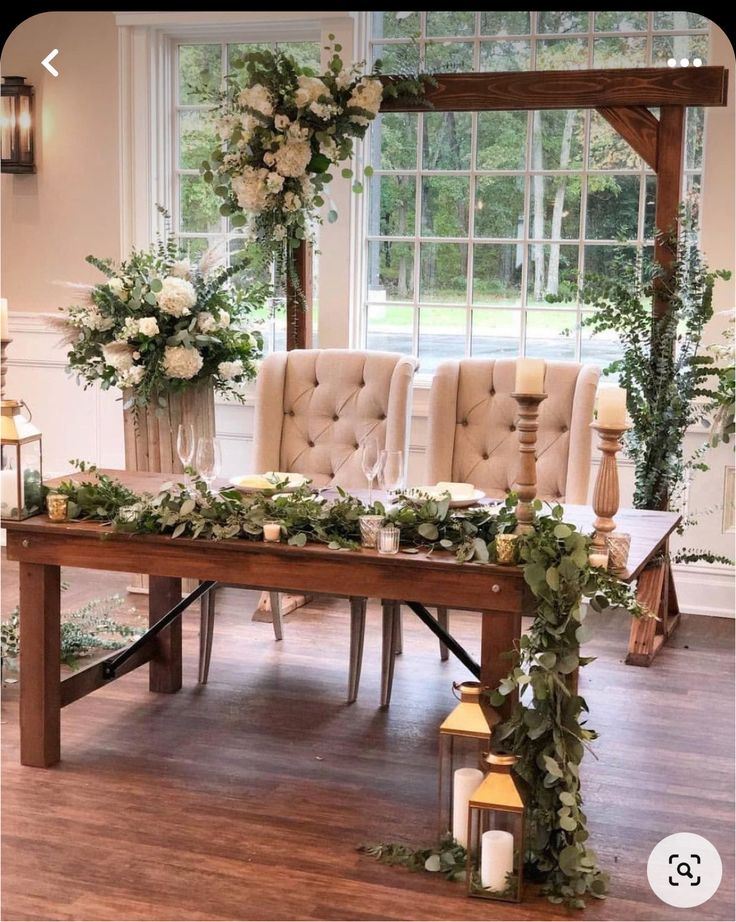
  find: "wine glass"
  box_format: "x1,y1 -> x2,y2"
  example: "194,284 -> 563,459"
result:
195,437 -> 222,491
176,424 -> 195,470
360,437 -> 381,505
378,450 -> 404,495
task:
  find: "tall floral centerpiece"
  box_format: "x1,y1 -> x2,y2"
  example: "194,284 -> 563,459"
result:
56,213 -> 268,474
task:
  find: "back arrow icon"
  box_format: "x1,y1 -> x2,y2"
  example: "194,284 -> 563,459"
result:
42,49 -> 59,76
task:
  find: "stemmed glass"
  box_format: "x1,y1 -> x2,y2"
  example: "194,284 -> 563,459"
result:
195,436 -> 222,491
360,437 -> 381,505
176,424 -> 195,471
378,450 -> 404,496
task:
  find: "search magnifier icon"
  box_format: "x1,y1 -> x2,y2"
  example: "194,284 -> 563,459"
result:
677,862 -> 693,879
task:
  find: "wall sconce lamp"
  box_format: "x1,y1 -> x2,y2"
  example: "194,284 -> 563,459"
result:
1,76 -> 35,174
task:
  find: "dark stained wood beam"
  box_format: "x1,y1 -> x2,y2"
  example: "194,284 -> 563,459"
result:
60,635 -> 159,707
381,66 -> 728,112
597,105 -> 659,171
653,105 -> 686,319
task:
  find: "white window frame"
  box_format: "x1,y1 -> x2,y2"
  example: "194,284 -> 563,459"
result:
115,11 -> 357,354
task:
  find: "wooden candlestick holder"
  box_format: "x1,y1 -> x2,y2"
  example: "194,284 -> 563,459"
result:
1,338 -> 11,397
590,421 -> 630,551
511,392 -> 547,534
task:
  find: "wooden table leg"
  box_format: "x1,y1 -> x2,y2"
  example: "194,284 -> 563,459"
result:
149,575 -> 182,693
626,560 -> 667,666
19,562 -> 61,767
480,609 -> 521,718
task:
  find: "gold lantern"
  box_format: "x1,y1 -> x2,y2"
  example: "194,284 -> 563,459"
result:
1,77 -> 35,174
1,399 -> 43,520
466,751 -> 525,902
438,681 -> 499,847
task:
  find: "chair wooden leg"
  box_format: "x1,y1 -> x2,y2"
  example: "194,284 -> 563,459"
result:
437,607 -> 449,661
198,584 -> 217,685
394,605 -> 403,655
381,601 -> 400,707
347,597 -> 367,703
269,592 -> 283,642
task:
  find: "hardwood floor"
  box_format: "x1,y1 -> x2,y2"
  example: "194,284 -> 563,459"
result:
1,555 -> 734,921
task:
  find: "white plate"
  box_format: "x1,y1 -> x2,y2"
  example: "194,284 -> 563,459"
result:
404,487 -> 486,508
228,473 -> 310,495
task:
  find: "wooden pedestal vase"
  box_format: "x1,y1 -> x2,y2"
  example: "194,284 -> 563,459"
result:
123,382 -> 215,592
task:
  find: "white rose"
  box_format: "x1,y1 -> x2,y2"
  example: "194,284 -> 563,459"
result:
274,141 -> 312,179
274,114 -> 290,131
218,360 -> 244,380
294,76 -> 331,109
309,101 -> 336,120
163,345 -> 203,380
266,172 -> 285,193
108,277 -> 129,302
119,364 -> 145,387
197,312 -> 217,333
158,276 -> 197,317
217,114 -> 238,141
263,151 -> 276,167
102,342 -> 135,372
138,316 -> 160,337
334,69 -> 353,90
218,310 -> 231,329
348,77 -> 383,117
238,84 -> 273,117
287,123 -> 310,143
283,191 -> 302,213
170,259 -> 191,279
319,136 -> 337,160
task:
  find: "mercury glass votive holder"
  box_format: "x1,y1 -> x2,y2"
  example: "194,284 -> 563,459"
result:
377,524 -> 400,555
359,514 -> 384,549
605,532 -> 632,572
495,534 -> 518,565
46,493 -> 68,522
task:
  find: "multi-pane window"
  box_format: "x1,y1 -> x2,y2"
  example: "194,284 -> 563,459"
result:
364,11 -> 709,374
175,41 -> 321,351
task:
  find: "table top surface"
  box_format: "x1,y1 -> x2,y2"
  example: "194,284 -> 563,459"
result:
4,469 -> 681,582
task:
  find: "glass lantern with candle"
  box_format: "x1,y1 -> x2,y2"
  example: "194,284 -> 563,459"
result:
438,681 -> 500,848
1,77 -> 35,174
1,399 -> 43,519
466,751 -> 525,903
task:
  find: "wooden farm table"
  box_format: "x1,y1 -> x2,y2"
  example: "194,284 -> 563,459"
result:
4,471 -> 680,768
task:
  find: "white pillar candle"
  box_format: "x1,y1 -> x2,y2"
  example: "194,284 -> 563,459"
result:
597,386 -> 627,427
589,551 -> 609,569
515,358 -> 545,394
1,465 -> 18,515
0,298 -> 8,339
481,829 -> 515,891
263,522 -> 281,542
452,767 -> 483,848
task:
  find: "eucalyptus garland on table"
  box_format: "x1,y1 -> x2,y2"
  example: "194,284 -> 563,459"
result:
201,40 -> 425,323
48,467 -> 643,908
54,208 -> 267,412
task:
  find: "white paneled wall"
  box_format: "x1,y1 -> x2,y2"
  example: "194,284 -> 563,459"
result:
5,315 -> 733,616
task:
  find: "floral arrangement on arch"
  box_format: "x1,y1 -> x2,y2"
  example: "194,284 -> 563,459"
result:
55,210 -> 268,411
202,39 -> 386,270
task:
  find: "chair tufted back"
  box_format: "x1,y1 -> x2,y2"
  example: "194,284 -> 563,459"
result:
426,358 -> 600,503
254,349 -> 418,489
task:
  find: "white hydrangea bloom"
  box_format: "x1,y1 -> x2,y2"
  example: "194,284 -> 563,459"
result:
232,167 -> 270,213
238,84 -> 273,117
158,276 -> 197,317
309,101 -> 336,120
119,318 -> 140,341
108,277 -> 129,302
348,77 -> 383,116
170,259 -> 192,279
118,365 -> 145,387
163,345 -> 203,380
137,316 -> 160,337
294,76 -> 331,109
217,359 -> 244,380
217,114 -> 239,140
274,141 -> 312,178
197,312 -> 217,333
80,307 -> 115,331
102,342 -> 135,372
266,171 -> 285,193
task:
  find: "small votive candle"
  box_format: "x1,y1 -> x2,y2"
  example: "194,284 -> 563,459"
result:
606,532 -> 631,572
263,521 -> 281,542
46,493 -> 68,522
495,533 -> 518,565
589,550 -> 609,569
377,525 -> 400,555
359,514 -> 384,549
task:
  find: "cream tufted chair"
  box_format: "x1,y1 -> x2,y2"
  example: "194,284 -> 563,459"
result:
380,358 -> 600,703
200,349 -> 418,701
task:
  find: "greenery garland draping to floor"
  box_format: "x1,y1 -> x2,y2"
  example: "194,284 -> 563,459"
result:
49,467 -> 644,907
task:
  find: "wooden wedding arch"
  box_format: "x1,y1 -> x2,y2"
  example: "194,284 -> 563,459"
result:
287,64 -> 729,666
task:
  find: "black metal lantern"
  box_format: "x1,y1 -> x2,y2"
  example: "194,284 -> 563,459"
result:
1,77 -> 35,174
